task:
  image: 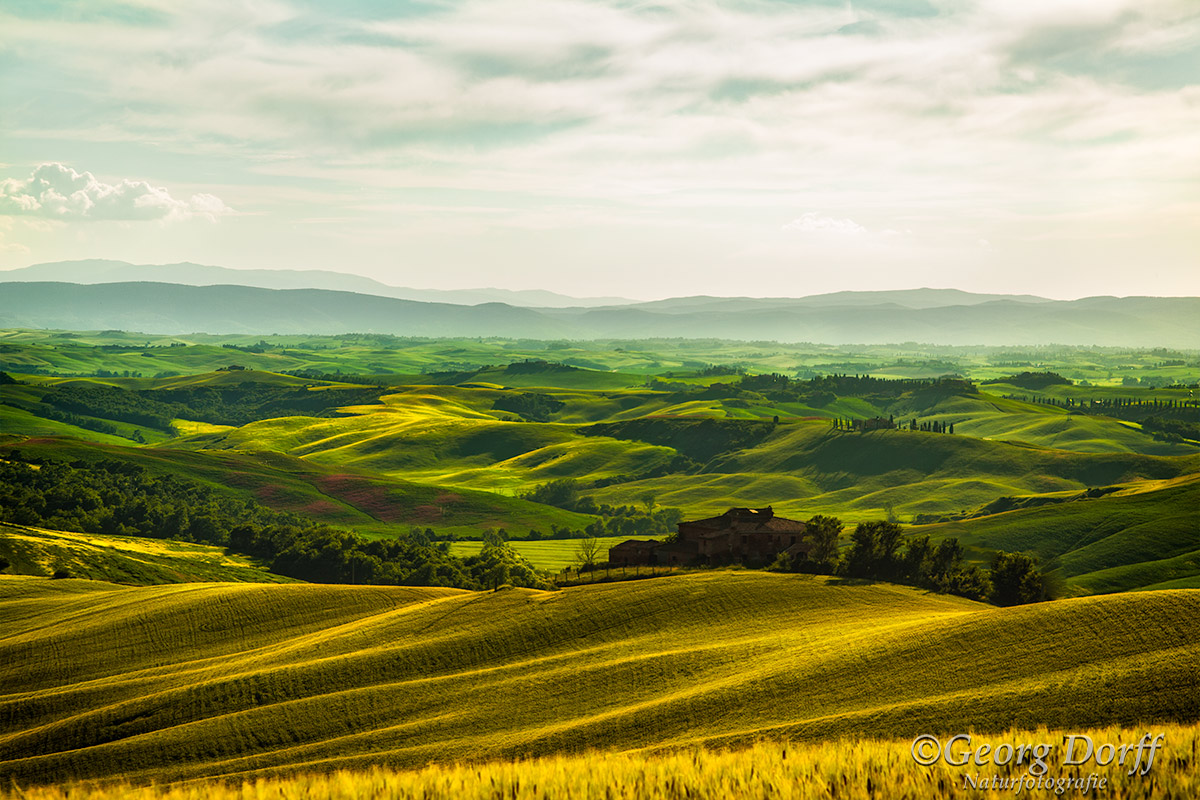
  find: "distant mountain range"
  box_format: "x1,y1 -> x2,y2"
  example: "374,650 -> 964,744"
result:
1,279 -> 1196,347
0,260 -> 635,308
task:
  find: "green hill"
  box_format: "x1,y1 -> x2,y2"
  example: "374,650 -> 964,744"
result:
914,475 -> 1200,595
0,523 -> 291,585
172,387 -> 679,494
1,572 -> 1196,785
586,420 -> 1200,520
0,437 -> 593,540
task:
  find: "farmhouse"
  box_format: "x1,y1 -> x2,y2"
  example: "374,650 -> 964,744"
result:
608,507 -> 810,567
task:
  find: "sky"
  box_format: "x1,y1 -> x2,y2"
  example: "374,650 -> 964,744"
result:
0,0 -> 1197,300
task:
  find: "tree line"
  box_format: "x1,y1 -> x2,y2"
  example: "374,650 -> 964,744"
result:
34,383 -> 388,433
0,455 -> 546,590
771,518 -> 1048,606
522,477 -> 685,538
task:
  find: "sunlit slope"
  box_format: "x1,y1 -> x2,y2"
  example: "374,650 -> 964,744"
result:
168,386 -> 1200,515
916,475 -> 1200,595
2,573 -> 1197,784
178,388 -> 678,492
587,421 -> 1200,520
0,403 -> 131,446
901,392 -> 1198,456
0,437 -> 593,538
0,523 -> 291,584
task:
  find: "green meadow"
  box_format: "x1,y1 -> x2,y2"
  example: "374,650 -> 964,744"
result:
448,535 -> 665,570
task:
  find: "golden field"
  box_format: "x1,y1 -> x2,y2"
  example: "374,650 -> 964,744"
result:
4,724 -> 1197,799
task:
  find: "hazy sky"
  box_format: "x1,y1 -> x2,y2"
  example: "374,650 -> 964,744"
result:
1,0 -> 1197,299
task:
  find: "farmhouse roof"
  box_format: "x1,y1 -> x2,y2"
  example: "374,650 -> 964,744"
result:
682,507 -> 806,534
609,539 -> 659,552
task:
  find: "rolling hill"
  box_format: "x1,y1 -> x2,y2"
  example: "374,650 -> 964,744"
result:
915,474 -> 1200,595
584,419 -> 1200,521
0,437 -> 594,540
0,523 -> 291,585
1,572 -> 1196,785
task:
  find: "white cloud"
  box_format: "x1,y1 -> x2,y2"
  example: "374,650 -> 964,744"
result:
0,1 -> 1196,295
0,163 -> 231,222
782,212 -> 868,235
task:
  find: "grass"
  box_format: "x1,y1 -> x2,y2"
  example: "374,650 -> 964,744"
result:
7,724 -> 1199,799
1,571 -> 1197,785
0,523 -> 291,585
449,535 -> 665,570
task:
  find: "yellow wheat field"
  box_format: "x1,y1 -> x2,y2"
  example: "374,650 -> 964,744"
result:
6,724 -> 1197,800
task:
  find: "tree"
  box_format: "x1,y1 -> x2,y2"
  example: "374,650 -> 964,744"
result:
805,515 -> 843,572
575,536 -> 601,570
523,478 -> 581,510
842,521 -> 904,580
945,565 -> 991,602
639,490 -> 657,514
0,557 -> 9,572
989,551 -> 1045,606
928,538 -> 965,588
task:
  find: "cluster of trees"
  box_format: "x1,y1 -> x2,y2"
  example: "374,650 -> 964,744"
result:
43,385 -> 179,432
0,455 -> 545,590
831,416 -> 955,434
697,364 -> 746,377
772,518 -> 1048,606
522,478 -> 685,539
0,396 -> 143,441
1141,416 -> 1200,443
0,456 -> 294,540
501,359 -> 579,375
905,419 -> 954,433
37,383 -> 387,432
492,392 -> 565,422
221,340 -> 272,354
582,418 -> 773,463
1003,393 -> 1199,414
740,373 -> 976,405
832,416 -> 895,432
283,369 -> 391,386
981,372 -> 1072,389
86,370 -> 144,378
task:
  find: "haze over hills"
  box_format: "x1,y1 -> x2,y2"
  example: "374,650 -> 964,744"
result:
621,288 -> 1057,313
0,260 -> 635,308
1,280 -> 1197,347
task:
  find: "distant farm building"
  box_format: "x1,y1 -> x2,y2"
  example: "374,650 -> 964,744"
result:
608,507 -> 810,568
